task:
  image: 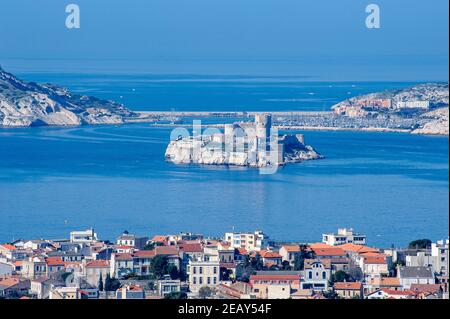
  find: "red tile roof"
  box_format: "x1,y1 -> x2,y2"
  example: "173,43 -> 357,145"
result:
151,236 -> 167,243
309,243 -> 333,249
154,246 -> 179,256
334,282 -> 363,290
312,247 -> 345,257
178,243 -> 203,253
363,256 -> 386,264
260,250 -> 282,259
115,253 -> 133,261
338,243 -> 379,254
0,244 -> 17,251
281,245 -> 302,253
86,260 -> 109,268
410,284 -> 443,294
235,248 -> 248,255
0,277 -> 20,288
45,257 -> 64,266
369,277 -> 401,287
134,250 -> 156,258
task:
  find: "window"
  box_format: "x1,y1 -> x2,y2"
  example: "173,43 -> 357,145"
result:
308,271 -> 312,279
207,277 -> 211,284
193,277 -> 196,284
199,267 -> 203,274
322,271 -> 326,279
213,267 -> 217,274
193,266 -> 196,274
213,277 -> 217,284
199,277 -> 203,284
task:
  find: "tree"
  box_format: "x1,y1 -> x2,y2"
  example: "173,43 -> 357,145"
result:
164,291 -> 188,299
142,241 -> 164,251
408,239 -> 432,249
198,286 -> 214,299
281,261 -> 291,271
167,264 -> 180,280
329,270 -> 351,286
151,255 -> 169,279
104,274 -> 121,292
348,262 -> 363,282
220,267 -> 232,281
250,254 -> 264,271
98,274 -> 104,292
322,290 -> 340,299
293,245 -> 312,271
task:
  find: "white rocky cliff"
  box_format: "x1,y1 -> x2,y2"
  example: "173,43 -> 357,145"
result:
0,66 -> 135,127
165,114 -> 323,168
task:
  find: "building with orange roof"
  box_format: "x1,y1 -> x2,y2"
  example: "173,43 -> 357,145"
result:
45,256 -> 65,275
410,284 -> 444,299
259,250 -> 282,268
0,243 -> 21,260
84,260 -> 110,288
366,276 -> 402,294
357,253 -> 389,280
250,271 -> 302,299
150,235 -> 168,243
309,243 -> 333,250
279,245 -> 303,266
0,276 -> 30,298
338,243 -> 379,254
333,282 -> 364,299
311,247 -> 346,259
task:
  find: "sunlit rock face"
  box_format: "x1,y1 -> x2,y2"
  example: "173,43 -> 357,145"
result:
0,66 -> 135,127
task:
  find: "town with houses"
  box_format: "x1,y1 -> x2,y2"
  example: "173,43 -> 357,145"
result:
0,228 -> 448,300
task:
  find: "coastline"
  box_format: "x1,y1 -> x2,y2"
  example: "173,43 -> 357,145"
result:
1,110 -> 448,136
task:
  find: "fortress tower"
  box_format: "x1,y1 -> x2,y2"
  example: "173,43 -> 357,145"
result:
255,113 -> 272,153
255,113 -> 272,140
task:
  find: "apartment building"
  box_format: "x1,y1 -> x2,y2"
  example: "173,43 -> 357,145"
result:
322,228 -> 366,246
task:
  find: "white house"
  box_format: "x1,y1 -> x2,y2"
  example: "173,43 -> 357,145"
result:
322,228 -> 366,246
70,229 -> 98,244
224,230 -> 268,252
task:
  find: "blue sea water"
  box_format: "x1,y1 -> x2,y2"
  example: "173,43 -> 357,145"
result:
15,72 -> 422,112
0,124 -> 448,247
0,74 -> 448,246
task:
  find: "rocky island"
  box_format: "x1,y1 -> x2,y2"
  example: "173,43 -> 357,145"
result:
165,114 -> 323,168
0,66 -> 136,127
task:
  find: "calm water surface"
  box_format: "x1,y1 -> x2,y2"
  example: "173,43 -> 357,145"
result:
0,124 -> 448,246
0,74 -> 448,246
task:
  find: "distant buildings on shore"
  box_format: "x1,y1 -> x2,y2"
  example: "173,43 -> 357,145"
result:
322,228 -> 366,246
0,228 -> 448,300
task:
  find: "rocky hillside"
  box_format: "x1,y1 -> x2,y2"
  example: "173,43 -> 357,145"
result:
0,66 -> 136,127
411,106 -> 449,135
333,83 -> 449,111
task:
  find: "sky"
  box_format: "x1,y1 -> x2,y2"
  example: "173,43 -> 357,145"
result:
0,0 -> 448,80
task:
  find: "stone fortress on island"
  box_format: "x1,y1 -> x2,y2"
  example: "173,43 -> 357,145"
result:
165,114 -> 323,168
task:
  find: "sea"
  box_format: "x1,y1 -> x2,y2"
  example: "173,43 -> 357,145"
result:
0,73 -> 448,247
